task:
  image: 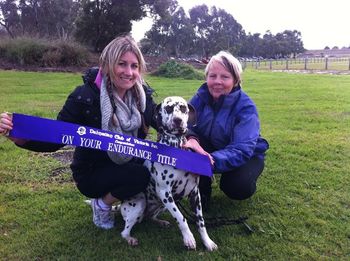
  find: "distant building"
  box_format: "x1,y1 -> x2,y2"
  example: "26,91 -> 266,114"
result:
298,47 -> 350,58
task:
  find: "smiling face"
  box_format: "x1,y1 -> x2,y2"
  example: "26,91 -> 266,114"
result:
112,51 -> 140,98
206,61 -> 235,101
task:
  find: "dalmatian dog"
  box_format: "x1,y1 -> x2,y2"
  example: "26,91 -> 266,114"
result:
120,96 -> 217,251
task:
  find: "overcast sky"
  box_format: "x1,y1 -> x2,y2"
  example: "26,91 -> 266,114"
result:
132,0 -> 350,50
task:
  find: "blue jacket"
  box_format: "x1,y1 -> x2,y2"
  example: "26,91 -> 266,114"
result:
189,83 -> 269,173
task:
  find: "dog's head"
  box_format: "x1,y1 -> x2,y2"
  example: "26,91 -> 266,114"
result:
155,96 -> 196,135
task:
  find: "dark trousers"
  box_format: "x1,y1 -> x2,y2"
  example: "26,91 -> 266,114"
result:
199,156 -> 265,200
75,161 -> 150,200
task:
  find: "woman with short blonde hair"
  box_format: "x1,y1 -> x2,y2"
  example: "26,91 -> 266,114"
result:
185,50 -> 269,211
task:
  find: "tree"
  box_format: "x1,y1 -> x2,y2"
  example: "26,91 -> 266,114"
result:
0,0 -> 79,38
36,0 -> 79,39
252,30 -> 305,58
0,0 -> 20,38
75,0 -> 175,52
142,4 -> 195,57
206,7 -> 244,55
277,30 -> 304,58
239,33 -> 263,57
189,5 -> 211,58
189,5 -> 244,58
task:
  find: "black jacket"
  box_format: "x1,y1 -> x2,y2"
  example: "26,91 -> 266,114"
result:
20,67 -> 158,181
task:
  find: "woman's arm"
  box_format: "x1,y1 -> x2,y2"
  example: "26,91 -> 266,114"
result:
211,112 -> 260,172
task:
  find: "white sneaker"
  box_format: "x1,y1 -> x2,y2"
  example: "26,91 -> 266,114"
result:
91,198 -> 114,229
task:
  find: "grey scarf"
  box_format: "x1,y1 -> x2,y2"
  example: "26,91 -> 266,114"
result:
100,76 -> 146,164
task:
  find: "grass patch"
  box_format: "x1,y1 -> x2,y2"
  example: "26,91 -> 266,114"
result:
0,69 -> 349,259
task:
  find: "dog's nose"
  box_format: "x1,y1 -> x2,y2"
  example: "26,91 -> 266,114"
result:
173,117 -> 182,126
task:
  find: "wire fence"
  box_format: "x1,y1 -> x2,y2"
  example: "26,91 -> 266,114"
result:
241,57 -> 350,71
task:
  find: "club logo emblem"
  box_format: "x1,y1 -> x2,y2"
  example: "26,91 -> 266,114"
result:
77,126 -> 86,136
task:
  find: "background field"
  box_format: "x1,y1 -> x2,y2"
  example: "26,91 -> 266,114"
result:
243,57 -> 350,71
0,69 -> 349,260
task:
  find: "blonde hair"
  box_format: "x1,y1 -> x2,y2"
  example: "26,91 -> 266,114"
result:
205,51 -> 243,86
99,34 -> 146,86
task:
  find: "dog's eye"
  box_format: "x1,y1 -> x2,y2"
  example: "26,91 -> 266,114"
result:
179,105 -> 187,113
165,105 -> 173,113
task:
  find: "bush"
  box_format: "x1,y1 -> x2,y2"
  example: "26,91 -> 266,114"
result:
0,37 -> 47,65
0,37 -> 89,67
42,40 -> 89,67
153,60 -> 204,80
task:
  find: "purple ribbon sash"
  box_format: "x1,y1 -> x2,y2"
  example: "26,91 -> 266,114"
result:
9,113 -> 212,177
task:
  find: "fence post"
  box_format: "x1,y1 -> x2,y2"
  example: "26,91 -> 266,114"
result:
325,57 -> 328,70
348,58 -> 350,70
286,59 -> 289,70
304,58 -> 307,70
269,59 -> 272,70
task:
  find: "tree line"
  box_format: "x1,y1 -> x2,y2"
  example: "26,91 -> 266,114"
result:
0,0 -> 305,58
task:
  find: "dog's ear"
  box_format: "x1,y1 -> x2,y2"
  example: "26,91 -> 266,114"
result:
154,103 -> 163,127
187,104 -> 197,127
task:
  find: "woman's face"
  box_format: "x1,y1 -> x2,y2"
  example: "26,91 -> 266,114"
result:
113,51 -> 140,98
206,61 -> 235,101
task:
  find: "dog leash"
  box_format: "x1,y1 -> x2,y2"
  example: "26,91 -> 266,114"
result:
177,201 -> 254,233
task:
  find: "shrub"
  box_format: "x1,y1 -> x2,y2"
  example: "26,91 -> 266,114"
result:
153,60 -> 204,80
0,37 -> 47,65
0,37 -> 89,67
42,40 -> 89,67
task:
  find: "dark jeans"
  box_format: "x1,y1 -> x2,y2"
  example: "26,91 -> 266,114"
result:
75,161 -> 150,200
199,156 -> 265,201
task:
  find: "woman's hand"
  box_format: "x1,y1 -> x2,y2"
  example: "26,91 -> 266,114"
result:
0,112 -> 26,144
183,138 -> 215,166
0,112 -> 13,136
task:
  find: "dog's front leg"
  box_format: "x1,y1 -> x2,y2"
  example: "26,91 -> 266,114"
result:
156,187 -> 196,250
189,188 -> 218,251
120,192 -> 146,246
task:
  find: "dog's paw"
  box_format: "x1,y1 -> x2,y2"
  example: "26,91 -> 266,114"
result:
203,239 -> 218,251
183,233 -> 196,250
127,237 -> 139,246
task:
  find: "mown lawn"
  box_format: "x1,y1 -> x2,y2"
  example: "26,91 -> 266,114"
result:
0,69 -> 349,260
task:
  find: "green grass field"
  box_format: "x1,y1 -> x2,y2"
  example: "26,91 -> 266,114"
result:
0,69 -> 349,260
244,57 -> 350,71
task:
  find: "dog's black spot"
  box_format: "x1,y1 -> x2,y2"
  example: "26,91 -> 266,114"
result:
168,196 -> 174,203
164,170 -> 168,174
163,198 -> 167,204
166,181 -> 169,185
165,192 -> 169,198
169,173 -> 174,179
179,180 -> 183,185
165,105 -> 174,114
173,208 -> 177,212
